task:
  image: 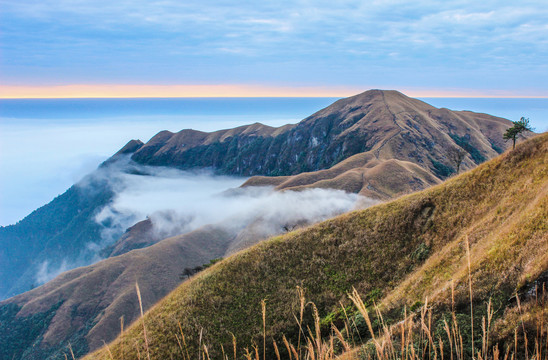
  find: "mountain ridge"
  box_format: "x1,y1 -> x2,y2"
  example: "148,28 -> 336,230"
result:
86,132 -> 548,360
130,90 -> 512,180
0,90 -> 534,359
0,89 -> 518,300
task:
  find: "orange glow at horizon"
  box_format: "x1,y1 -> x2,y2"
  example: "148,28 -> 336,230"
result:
0,84 -> 546,99
0,84 -> 361,99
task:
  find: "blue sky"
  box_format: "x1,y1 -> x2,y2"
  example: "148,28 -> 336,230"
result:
1,0 -> 547,95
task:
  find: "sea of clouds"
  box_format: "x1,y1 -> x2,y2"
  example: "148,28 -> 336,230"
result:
93,158 -> 366,246
35,157 -> 374,284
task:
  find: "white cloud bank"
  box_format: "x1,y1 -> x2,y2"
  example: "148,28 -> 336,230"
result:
93,160 -> 368,246
0,112 -> 308,226
34,158 -> 371,285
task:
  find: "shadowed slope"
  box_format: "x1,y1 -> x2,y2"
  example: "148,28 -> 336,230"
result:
0,178 -> 114,299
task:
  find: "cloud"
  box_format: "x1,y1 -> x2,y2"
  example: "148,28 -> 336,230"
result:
0,100 -> 325,225
35,259 -> 71,285
92,159 -> 366,247
2,0 -> 547,91
28,156 -> 368,285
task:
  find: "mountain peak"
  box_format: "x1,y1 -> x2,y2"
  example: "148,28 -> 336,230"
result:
353,88 -> 404,97
318,89 -> 433,114
115,139 -> 144,155
130,90 -> 512,180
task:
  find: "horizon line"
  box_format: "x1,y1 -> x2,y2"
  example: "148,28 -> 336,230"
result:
1,84 -> 547,99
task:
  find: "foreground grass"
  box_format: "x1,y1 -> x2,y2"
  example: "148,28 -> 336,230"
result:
86,134 -> 548,360
89,283 -> 547,360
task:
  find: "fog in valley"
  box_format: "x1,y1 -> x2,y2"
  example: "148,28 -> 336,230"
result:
35,157 -> 371,284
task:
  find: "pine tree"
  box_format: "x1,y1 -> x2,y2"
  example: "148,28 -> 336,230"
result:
503,117 -> 534,150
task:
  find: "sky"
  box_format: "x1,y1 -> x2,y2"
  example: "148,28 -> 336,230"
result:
0,98 -> 338,225
1,0 -> 548,97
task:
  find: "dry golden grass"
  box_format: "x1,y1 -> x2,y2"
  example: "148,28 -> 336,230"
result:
88,283 -> 547,360
275,155 -> 441,200
85,133 -> 547,360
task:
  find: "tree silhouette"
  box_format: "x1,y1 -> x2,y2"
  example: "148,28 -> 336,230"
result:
504,117 -> 534,150
179,258 -> 223,280
179,267 -> 194,280
449,147 -> 466,174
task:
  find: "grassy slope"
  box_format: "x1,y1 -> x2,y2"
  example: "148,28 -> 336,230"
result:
243,151 -> 442,200
0,225 -> 235,360
87,134 -> 547,360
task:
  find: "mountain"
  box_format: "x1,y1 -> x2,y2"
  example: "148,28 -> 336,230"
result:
0,90 -> 525,358
0,89 -> 507,300
0,90 -> 515,300
131,90 -> 510,182
0,185 -> 363,360
84,133 -> 547,360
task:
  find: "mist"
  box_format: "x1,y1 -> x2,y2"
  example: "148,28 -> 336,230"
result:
29,156 -> 373,286
82,158 -> 369,262
0,114 -> 321,226
0,116 -> 299,226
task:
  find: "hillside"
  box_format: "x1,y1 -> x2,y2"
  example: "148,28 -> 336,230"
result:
0,90 -> 516,300
242,151 -> 442,199
0,175 -> 114,299
85,133 -> 547,360
0,225 -> 234,360
0,188 -> 360,360
132,90 -> 511,182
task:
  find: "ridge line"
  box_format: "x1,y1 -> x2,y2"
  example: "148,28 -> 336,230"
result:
374,91 -> 404,160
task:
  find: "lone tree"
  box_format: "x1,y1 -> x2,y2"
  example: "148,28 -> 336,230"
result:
449,147 -> 466,174
504,117 -> 534,150
179,267 -> 194,280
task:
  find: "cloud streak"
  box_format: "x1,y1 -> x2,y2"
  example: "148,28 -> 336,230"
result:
1,0 -> 547,93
